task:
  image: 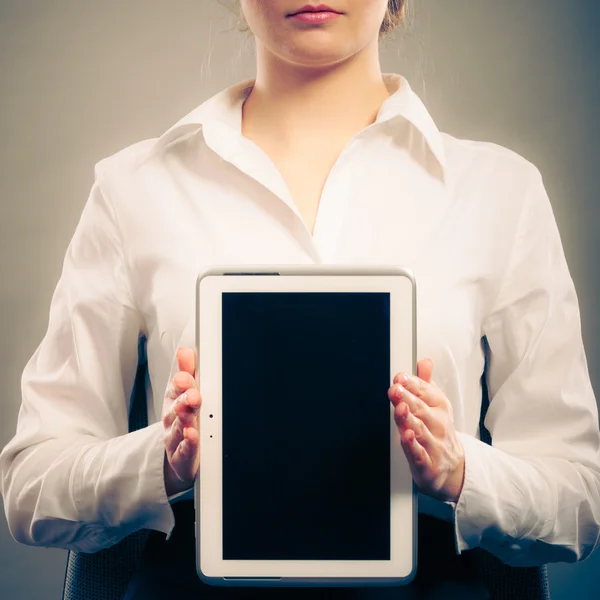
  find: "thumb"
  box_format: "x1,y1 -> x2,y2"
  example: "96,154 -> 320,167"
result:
176,347 -> 197,376
417,358 -> 434,384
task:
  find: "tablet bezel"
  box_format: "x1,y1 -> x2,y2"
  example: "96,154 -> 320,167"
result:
195,264 -> 417,587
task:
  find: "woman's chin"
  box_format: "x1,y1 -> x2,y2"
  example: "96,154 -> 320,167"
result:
277,44 -> 358,70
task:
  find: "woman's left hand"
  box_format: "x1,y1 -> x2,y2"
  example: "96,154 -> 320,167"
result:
388,359 -> 465,503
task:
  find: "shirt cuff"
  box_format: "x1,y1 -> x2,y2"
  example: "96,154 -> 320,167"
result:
418,491 -> 456,522
142,422 -> 179,538
168,487 -> 194,504
453,431 -> 506,554
73,421 -> 177,544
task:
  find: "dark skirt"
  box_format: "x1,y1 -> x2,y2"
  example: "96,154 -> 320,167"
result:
123,500 -> 490,600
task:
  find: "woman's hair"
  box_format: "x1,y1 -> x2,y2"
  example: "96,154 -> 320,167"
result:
380,0 -> 406,36
224,1 -> 407,37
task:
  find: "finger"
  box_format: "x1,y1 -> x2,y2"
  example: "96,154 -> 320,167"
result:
417,358 -> 434,384
183,425 -> 199,447
402,375 -> 444,408
400,429 -> 432,470
390,377 -> 421,407
176,387 -> 202,409
165,386 -> 201,426
162,407 -> 176,429
165,415 -> 185,457
393,372 -> 410,386
173,392 -> 201,426
390,384 -> 430,422
394,385 -> 445,439
167,407 -> 200,457
395,406 -> 436,455
165,371 -> 197,400
418,360 -> 440,390
388,384 -> 402,407
163,390 -> 185,429
177,347 -> 197,377
172,426 -> 200,480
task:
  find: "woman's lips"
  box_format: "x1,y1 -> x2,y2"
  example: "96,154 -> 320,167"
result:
289,10 -> 342,23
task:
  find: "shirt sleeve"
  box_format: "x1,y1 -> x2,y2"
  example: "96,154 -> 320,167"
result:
0,168 -> 176,553
452,165 -> 600,566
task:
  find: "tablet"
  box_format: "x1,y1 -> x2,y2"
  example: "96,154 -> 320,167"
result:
194,264 -> 417,588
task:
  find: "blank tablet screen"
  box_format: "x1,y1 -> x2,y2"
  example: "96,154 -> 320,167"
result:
221,292 -> 391,561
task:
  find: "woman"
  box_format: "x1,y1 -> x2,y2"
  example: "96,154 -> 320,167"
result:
2,1 -> 600,598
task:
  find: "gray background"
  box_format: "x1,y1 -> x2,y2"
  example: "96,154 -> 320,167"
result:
1,0 -> 599,598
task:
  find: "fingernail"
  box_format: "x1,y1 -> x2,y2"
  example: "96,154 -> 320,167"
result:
396,384 -> 405,396
399,374 -> 408,385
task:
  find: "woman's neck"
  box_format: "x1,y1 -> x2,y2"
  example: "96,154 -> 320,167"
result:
242,41 -> 390,146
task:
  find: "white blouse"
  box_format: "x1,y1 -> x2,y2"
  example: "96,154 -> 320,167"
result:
1,74 -> 599,567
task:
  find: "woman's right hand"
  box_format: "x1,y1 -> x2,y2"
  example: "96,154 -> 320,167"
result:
162,347 -> 202,496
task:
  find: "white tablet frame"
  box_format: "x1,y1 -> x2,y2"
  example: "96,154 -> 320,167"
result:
195,264 -> 417,587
